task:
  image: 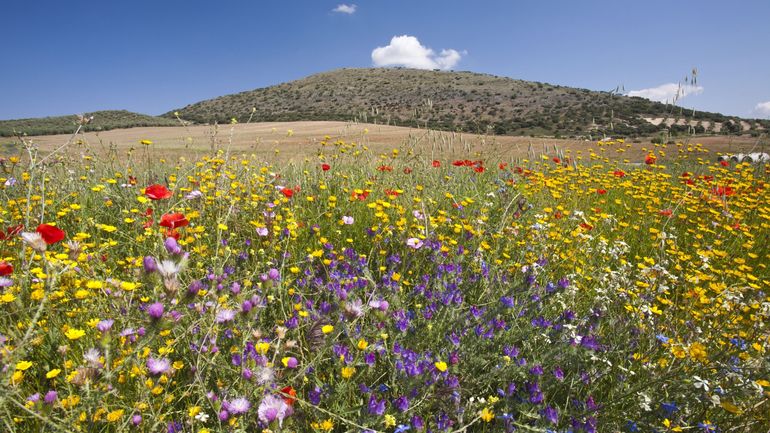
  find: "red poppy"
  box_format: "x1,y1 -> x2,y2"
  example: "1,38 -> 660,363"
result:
499,162 -> 508,170
432,160 -> 441,168
712,186 -> 736,197
613,170 -> 626,178
0,224 -> 23,241
280,386 -> 297,406
473,165 -> 485,173
596,188 -> 607,195
0,262 -> 12,276
145,184 -> 172,200
579,222 -> 593,231
452,160 -> 465,167
719,160 -> 729,167
377,165 -> 393,172
659,209 -> 673,217
159,213 -> 189,229
644,154 -> 657,165
352,190 -> 369,201
321,163 -> 330,171
280,187 -> 294,198
552,157 -> 561,164
36,224 -> 65,244
403,167 -> 412,174
384,189 -> 400,197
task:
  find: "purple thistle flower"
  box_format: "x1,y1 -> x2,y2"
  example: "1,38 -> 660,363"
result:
147,302 -> 164,320
188,279 -> 204,295
216,309 -> 236,323
267,268 -> 280,280
143,256 -> 157,273
96,319 -> 114,333
146,357 -> 171,375
44,390 -> 58,405
132,414 -> 142,426
258,394 -> 293,427
227,397 -> 251,415
164,237 -> 183,255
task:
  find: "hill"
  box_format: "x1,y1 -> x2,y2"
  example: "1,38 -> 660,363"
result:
166,68 -> 769,138
0,110 -> 178,137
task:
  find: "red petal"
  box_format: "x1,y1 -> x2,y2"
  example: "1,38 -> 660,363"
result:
0,262 -> 12,276
145,184 -> 172,200
159,213 -> 189,229
36,224 -> 65,244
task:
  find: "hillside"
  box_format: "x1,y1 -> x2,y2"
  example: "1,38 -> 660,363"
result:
0,110 -> 178,137
167,68 -> 769,138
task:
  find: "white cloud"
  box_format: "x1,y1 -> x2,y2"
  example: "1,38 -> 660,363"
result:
371,35 -> 463,70
754,101 -> 770,118
627,83 -> 703,104
332,4 -> 356,14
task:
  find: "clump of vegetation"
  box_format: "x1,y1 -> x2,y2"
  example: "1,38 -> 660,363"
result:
0,110 -> 178,137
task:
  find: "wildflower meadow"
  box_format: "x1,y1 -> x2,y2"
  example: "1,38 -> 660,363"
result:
0,132 -> 768,433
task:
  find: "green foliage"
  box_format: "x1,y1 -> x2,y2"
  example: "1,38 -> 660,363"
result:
0,110 -> 178,137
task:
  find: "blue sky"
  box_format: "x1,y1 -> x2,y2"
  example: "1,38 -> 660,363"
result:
3,0 -> 770,120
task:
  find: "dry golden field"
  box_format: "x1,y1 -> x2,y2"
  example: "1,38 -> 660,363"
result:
7,120 -> 768,163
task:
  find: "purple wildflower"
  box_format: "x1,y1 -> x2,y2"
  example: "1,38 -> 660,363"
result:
216,309 -> 236,323
147,302 -> 164,320
146,357 -> 171,375
394,396 -> 410,412
553,366 -> 565,381
164,237 -> 183,255
543,406 -> 558,424
368,395 -> 386,415
143,256 -> 157,273
257,394 -> 293,427
227,397 -> 251,415
96,319 -> 114,333
44,390 -> 58,405
267,268 -> 280,280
